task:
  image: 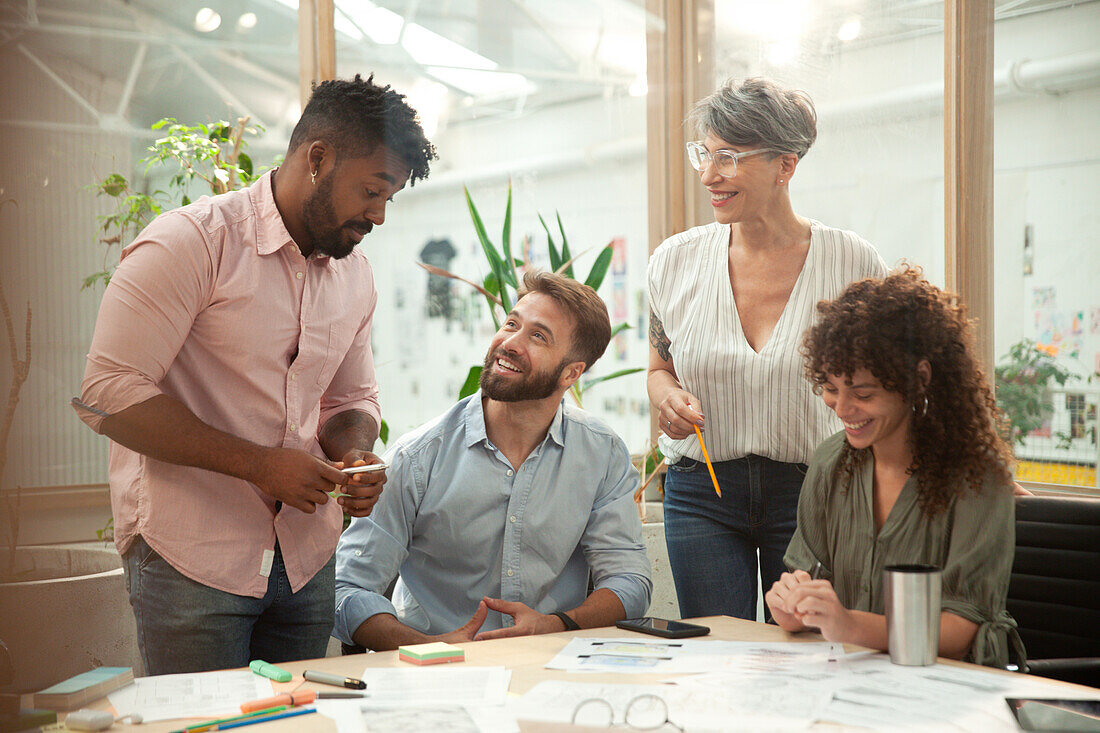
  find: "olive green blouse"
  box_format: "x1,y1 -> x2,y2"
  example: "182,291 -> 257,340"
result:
784,431 -> 1024,668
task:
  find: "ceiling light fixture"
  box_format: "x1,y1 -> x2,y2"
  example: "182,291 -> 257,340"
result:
837,17 -> 861,42
237,12 -> 258,31
194,7 -> 222,33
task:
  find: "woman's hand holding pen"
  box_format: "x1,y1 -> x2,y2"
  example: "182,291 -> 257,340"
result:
657,388 -> 705,440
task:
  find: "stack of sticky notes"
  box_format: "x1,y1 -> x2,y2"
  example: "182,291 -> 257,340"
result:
397,642 -> 465,666
32,667 -> 133,711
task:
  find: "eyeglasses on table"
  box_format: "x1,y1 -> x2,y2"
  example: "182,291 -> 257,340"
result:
571,694 -> 684,731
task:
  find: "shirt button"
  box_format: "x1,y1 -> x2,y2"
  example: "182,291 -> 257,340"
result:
509,515 -> 516,523
355,550 -> 363,556
290,373 -> 297,380
289,423 -> 297,432
506,569 -> 514,577
296,272 -> 304,280
506,469 -> 514,476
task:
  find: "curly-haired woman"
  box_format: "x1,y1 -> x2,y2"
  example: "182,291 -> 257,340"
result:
765,268 -> 1024,668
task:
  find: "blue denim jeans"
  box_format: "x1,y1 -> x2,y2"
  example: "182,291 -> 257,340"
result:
122,536 -> 335,674
663,455 -> 806,620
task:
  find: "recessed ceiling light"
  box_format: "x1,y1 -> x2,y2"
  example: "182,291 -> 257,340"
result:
838,17 -> 862,42
766,39 -> 799,66
237,12 -> 258,31
195,8 -> 222,33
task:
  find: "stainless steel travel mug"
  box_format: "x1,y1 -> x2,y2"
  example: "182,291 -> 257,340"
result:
884,564 -> 941,666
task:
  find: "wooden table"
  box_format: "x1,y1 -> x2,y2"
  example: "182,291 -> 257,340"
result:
71,616 -> 1094,731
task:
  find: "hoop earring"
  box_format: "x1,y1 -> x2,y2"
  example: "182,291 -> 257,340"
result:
310,169 -> 317,185
913,394 -> 928,417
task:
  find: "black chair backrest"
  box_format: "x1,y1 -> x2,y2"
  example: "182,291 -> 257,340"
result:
1009,495 -> 1100,661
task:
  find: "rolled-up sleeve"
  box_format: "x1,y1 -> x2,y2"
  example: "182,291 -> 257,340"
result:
333,446 -> 417,645
74,214 -> 212,433
941,478 -> 1020,667
581,437 -> 652,619
319,268 -> 381,432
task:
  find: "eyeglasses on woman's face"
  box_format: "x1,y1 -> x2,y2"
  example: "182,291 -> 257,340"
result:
685,141 -> 778,178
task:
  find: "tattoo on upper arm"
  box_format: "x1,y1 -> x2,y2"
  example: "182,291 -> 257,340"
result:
649,311 -> 672,362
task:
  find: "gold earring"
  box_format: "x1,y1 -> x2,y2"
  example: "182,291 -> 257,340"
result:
310,169 -> 317,185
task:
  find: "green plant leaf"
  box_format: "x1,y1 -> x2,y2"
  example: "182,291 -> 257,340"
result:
580,367 -> 645,391
483,271 -> 500,297
181,195 -> 191,206
238,152 -> 253,180
464,187 -> 510,311
81,271 -> 111,291
379,418 -> 389,445
99,173 -> 129,197
610,322 -> 632,338
459,366 -> 483,399
211,122 -> 233,142
539,213 -> 562,271
557,212 -> 574,279
584,243 -> 614,291
500,182 -> 518,288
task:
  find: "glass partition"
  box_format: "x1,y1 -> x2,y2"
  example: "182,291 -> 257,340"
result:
334,1 -> 652,450
992,1 -> 1100,492
713,0 -> 946,280
0,0 -> 305,541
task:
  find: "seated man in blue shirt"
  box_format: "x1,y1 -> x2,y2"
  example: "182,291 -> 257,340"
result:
333,271 -> 652,650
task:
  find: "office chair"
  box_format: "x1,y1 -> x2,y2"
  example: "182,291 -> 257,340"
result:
1008,494 -> 1100,688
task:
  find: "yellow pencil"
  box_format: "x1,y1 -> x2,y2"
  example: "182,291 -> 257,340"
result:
693,424 -> 722,498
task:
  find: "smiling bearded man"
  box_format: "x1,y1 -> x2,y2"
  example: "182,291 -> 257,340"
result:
333,271 -> 652,652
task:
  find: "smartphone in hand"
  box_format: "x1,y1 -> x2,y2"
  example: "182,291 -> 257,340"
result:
341,463 -> 387,475
615,617 -> 710,638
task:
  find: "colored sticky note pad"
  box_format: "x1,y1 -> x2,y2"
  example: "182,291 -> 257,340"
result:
397,642 -> 465,665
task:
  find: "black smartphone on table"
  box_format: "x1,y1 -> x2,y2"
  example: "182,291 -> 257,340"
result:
615,617 -> 710,639
1006,698 -> 1100,731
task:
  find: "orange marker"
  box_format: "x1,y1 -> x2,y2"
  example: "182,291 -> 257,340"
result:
693,424 -> 722,498
240,690 -> 316,713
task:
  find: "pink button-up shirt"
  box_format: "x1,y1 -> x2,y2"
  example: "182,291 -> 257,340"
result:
75,170 -> 381,597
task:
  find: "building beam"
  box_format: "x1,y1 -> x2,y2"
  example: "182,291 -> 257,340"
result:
945,0 -> 995,372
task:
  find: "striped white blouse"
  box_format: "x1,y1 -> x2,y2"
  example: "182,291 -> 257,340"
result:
648,220 -> 888,465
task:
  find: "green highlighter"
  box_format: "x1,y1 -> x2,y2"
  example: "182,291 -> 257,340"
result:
248,660 -> 292,683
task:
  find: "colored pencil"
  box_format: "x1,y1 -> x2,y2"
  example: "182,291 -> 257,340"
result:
170,706 -> 288,733
216,707 -> 317,730
693,424 -> 722,498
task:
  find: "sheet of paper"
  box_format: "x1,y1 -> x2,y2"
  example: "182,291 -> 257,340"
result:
819,653 -> 1100,732
316,669 -> 516,733
545,637 -> 843,675
106,670 -> 272,723
316,699 -> 519,733
517,680 -> 815,731
358,666 -> 511,707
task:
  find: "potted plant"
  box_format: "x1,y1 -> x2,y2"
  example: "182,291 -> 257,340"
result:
994,338 -> 1074,448
417,185 -> 644,406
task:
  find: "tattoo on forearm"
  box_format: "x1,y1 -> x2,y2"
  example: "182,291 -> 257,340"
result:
649,311 -> 672,362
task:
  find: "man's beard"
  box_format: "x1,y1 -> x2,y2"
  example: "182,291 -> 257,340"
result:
479,348 -> 569,402
300,173 -> 372,259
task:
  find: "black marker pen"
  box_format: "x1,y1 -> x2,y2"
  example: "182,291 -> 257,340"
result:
303,670 -> 367,690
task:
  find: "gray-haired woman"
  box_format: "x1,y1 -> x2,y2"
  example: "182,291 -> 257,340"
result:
646,77 -> 887,620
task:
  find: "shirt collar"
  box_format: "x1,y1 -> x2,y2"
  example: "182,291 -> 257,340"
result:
462,393 -> 489,448
250,169 -> 331,263
462,391 -> 567,448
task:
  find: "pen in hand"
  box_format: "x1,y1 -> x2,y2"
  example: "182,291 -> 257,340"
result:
811,561 -> 824,580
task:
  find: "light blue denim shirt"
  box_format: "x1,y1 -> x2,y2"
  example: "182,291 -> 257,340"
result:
333,393 -> 652,643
